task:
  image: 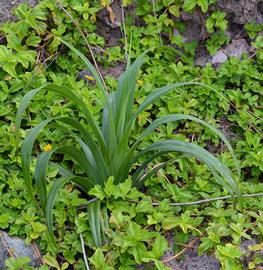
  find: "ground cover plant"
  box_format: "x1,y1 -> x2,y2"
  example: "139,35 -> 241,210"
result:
0,0 -> 262,270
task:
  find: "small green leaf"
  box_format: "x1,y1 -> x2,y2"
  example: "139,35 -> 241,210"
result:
183,0 -> 197,11
216,244 -> 242,259
5,257 -> 31,268
2,61 -> 17,77
169,5 -> 180,17
6,32 -> 23,51
61,262 -> 69,270
206,17 -> 215,33
198,237 -> 214,255
26,34 -> 41,47
198,0 -> 209,12
89,185 -> 106,200
119,178 -> 132,197
16,50 -> 36,68
31,222 -> 46,233
150,235 -> 168,259
43,255 -> 60,269
162,216 -> 180,230
89,248 -> 114,270
136,198 -> 153,213
0,214 -> 9,229
129,242 -> 148,264
104,177 -> 116,197
154,260 -> 172,270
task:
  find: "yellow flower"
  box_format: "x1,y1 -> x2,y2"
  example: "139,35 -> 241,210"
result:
137,79 -> 143,86
85,75 -> 95,81
43,144 -> 52,152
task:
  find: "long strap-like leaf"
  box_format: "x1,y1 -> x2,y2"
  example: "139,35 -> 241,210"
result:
133,140 -> 238,195
46,176 -> 93,243
102,92 -> 118,161
116,113 -> 240,187
15,84 -> 110,164
35,150 -> 54,210
138,114 -> 240,181
117,81 -> 213,160
115,51 -> 147,141
58,117 -> 111,177
87,200 -> 102,247
15,86 -> 46,147
115,82 -> 197,169
21,119 -> 52,194
35,145 -> 99,209
59,38 -> 108,98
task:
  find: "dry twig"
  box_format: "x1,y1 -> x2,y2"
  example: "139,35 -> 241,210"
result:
162,237 -> 200,263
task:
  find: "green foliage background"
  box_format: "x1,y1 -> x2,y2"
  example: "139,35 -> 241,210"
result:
0,0 -> 262,269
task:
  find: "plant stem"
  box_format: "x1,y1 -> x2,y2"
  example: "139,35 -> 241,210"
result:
151,192 -> 263,207
78,193 -> 263,210
80,233 -> 90,270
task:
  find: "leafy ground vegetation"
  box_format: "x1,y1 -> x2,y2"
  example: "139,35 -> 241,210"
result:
0,0 -> 262,269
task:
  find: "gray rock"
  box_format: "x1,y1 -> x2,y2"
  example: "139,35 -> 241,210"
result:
212,50 -> 228,65
194,46 -> 212,67
194,56 -> 209,67
0,231 -> 42,269
0,241 -> 9,269
160,236 -> 220,270
224,38 -> 250,57
240,238 -> 258,253
0,0 -> 39,24
182,17 -> 202,43
178,244 -> 220,270
217,0 -> 263,24
210,39 -> 250,66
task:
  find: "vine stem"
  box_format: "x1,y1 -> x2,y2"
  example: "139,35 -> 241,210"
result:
151,192 -> 263,207
77,193 -> 263,210
162,237 -> 201,263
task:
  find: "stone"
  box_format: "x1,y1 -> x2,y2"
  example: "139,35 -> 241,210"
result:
211,50 -> 228,65
194,56 -> 209,67
195,39 -> 251,67
0,231 -> 42,269
182,16 -> 203,43
161,236 -> 220,270
0,0 -> 39,24
224,38 -> 250,57
216,0 -> 263,24
194,46 -> 212,67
